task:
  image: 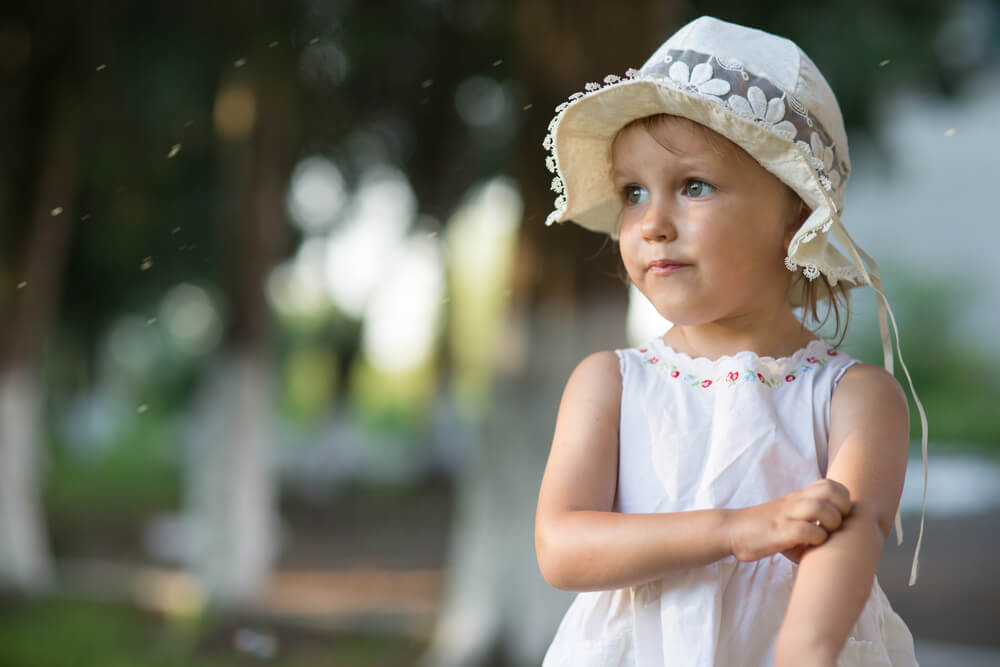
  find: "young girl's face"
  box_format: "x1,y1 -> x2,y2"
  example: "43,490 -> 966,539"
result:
612,116 -> 803,328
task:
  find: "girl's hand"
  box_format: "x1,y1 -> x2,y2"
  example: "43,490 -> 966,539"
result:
727,479 -> 852,563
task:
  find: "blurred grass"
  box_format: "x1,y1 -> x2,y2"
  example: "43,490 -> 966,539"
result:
42,413 -> 180,561
44,412 -> 180,518
0,597 -> 424,667
0,597 -> 207,667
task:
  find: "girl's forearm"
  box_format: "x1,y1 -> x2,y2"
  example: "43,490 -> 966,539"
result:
775,504 -> 886,666
535,509 -> 733,591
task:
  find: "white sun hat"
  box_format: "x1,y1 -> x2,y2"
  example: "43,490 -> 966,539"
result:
543,15 -> 927,585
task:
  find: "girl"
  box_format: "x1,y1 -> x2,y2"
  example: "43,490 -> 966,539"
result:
535,16 -> 926,667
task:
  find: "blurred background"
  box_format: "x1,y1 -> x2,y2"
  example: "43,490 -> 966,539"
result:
1,0 -> 998,665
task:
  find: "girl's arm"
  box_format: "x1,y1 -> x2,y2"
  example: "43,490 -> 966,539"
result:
535,351 -> 851,592
775,364 -> 910,667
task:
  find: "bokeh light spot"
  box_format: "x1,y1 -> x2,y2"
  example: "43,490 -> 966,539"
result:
214,83 -> 256,140
287,156 -> 346,234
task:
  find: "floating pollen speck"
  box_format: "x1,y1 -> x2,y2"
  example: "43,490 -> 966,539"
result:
492,59 -> 503,67
522,103 -> 534,111
307,37 -> 319,45
50,206 -> 64,216
137,403 -> 149,414
878,59 -> 890,67
167,144 -> 181,158
147,317 -> 157,325
171,226 -> 181,234
234,57 -> 247,68
81,213 -> 92,221
140,256 -> 153,271
945,128 -> 956,137
267,41 -> 279,48
17,281 -> 27,289
96,63 -> 107,71
421,79 -> 433,89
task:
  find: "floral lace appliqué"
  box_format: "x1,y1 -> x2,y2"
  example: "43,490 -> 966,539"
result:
666,60 -> 731,99
727,86 -> 797,139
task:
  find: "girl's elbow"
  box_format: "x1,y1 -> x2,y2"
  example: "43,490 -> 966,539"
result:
535,521 -> 576,590
537,555 -> 573,590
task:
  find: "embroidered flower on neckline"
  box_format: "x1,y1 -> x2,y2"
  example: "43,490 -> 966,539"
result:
638,344 -> 840,391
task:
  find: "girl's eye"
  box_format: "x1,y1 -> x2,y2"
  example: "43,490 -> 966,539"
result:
624,185 -> 648,206
683,179 -> 715,198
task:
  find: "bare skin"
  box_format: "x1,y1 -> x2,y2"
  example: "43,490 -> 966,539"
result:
535,116 -> 909,666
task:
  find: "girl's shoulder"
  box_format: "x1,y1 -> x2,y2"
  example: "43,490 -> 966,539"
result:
556,351 -> 625,413
567,350 -> 623,391
832,362 -> 906,404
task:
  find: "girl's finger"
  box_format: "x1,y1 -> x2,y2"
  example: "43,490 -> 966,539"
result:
811,502 -> 844,532
789,499 -> 843,530
812,479 -> 852,515
791,521 -> 828,547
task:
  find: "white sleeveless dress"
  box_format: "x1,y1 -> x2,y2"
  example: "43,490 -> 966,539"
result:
543,338 -> 918,666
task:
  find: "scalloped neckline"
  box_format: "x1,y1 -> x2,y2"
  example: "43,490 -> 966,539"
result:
648,337 -> 828,369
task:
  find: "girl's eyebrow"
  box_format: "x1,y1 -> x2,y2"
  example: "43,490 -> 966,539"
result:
613,153 -> 720,181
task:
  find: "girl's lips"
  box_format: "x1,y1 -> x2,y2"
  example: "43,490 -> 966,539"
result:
648,259 -> 691,275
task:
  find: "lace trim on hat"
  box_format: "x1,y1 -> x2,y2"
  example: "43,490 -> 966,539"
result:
543,49 -> 850,274
784,254 -> 863,286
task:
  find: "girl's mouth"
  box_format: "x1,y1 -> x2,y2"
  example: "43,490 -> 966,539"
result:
648,259 -> 691,275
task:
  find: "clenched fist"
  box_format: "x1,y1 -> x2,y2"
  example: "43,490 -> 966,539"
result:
726,479 -> 853,563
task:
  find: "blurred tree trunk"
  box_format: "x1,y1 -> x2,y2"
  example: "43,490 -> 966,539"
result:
424,2 -> 677,664
424,296 -> 628,667
184,60 -> 293,605
0,99 -> 79,593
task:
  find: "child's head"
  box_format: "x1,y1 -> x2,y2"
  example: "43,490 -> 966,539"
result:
543,16 -> 858,336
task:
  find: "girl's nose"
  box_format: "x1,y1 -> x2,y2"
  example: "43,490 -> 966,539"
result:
640,200 -> 677,242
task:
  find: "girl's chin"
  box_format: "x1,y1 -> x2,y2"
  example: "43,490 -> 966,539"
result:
646,303 -> 708,326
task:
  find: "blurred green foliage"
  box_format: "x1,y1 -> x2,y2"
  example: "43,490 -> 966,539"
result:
841,271 -> 1000,446
4,0 -> 982,437
0,598 -> 423,667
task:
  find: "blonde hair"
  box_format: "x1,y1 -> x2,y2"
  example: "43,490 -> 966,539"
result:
796,276 -> 852,345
